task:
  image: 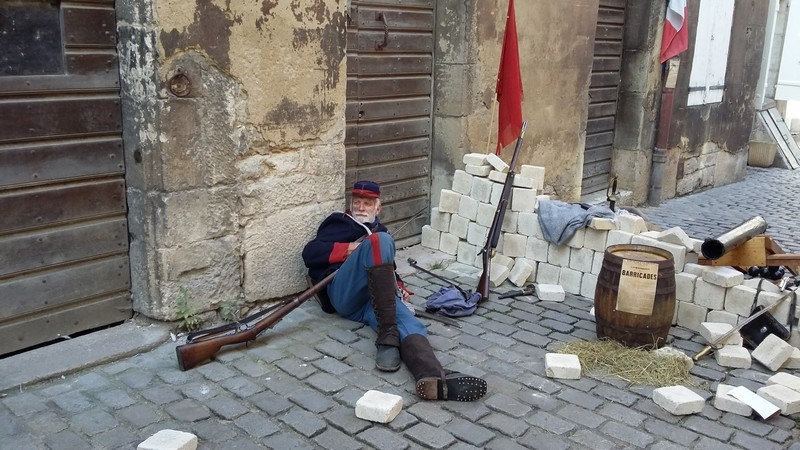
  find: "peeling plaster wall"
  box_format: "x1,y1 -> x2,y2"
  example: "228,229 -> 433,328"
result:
433,0 -> 599,203
117,0 -> 347,320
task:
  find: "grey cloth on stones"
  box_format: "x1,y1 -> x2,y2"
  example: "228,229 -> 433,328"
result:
537,199 -> 615,245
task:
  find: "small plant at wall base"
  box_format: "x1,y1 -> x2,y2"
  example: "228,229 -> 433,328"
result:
429,260 -> 446,270
175,287 -> 201,332
220,298 -> 240,323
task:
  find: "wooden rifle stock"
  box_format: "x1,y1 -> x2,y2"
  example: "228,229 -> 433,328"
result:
175,270 -> 337,371
477,121 -> 527,302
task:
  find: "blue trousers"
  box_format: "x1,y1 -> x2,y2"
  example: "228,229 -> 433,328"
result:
327,232 -> 426,339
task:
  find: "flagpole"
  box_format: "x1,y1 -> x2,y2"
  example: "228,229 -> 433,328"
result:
485,94 -> 497,154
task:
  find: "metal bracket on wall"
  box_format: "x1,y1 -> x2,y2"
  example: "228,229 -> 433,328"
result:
376,12 -> 388,50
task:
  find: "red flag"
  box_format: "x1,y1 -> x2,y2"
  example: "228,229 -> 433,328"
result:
660,0 -> 689,63
495,0 -> 523,155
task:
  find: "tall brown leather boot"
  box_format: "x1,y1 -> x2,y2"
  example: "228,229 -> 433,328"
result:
367,263 -> 401,372
400,333 -> 487,401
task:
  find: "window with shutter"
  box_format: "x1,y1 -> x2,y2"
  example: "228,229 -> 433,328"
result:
687,0 -> 735,106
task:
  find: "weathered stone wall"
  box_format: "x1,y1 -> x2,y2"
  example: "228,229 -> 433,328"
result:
432,0 -> 599,204
117,0 -> 347,320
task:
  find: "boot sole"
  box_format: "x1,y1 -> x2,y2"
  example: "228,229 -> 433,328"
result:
376,362 -> 401,372
416,375 -> 487,401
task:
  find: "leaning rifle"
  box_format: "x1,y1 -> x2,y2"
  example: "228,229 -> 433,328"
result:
476,121 -> 527,303
175,207 -> 425,371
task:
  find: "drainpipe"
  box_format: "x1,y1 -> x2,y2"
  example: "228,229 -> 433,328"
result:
647,60 -> 679,206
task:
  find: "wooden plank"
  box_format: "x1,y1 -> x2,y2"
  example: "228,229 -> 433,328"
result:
354,117 -> 431,143
582,159 -> 613,178
584,145 -> 613,164
353,7 -> 434,31
63,6 -> 117,48
346,137 -> 429,165
595,24 -> 623,40
585,131 -> 614,148
0,180 -> 126,234
588,101 -> 616,118
348,97 -> 431,122
0,73 -> 118,95
346,75 -> 431,99
592,56 -> 621,72
698,237 -> 768,267
0,97 -> 122,144
347,30 -> 433,52
760,110 -> 799,168
66,52 -> 119,76
599,0 -> 626,8
582,173 -> 612,193
348,55 -> 432,75
597,7 -> 625,24
346,157 -> 430,185
589,87 -> 619,103
0,293 -> 131,355
354,0 -> 433,8
593,41 -> 622,57
0,138 -> 124,188
390,215 -> 426,246
378,196 -> 429,224
0,1 -> 64,77
767,108 -> 800,164
377,178 -> 429,204
586,117 -> 615,134
591,71 -> 621,87
0,218 -> 128,278
0,256 -> 130,318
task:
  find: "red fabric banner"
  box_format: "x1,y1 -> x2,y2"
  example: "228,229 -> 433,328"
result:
660,0 -> 689,63
495,0 -> 523,155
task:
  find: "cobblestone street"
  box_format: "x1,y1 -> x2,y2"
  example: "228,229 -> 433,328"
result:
2,168 -> 800,449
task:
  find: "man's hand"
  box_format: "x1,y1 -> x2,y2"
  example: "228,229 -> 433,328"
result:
345,241 -> 360,257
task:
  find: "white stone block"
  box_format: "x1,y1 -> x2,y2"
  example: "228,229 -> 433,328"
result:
591,251 -> 604,275
702,266 -> 744,288
476,202 -> 495,227
420,225 -> 440,250
791,329 -> 800,348
511,187 -> 537,213
448,214 -> 469,240
452,170 -> 474,195
548,244 -> 570,267
545,353 -> 581,379
463,152 -> 488,166
526,236 -> 549,262
724,285 -> 757,316
756,384 -> 800,414
742,277 -> 782,293
782,347 -> 800,370
589,218 -> 616,230
569,248 -> 595,273
752,334 -> 795,371
560,268 -> 582,295
605,230 -> 634,247
581,273 -> 597,299
508,259 -> 535,287
699,322 -> 742,346
489,263 -> 511,288
492,253 -> 515,270
534,195 -> 550,211
682,263 -> 706,277
464,164 -> 491,177
487,170 -> 506,183
456,241 -> 478,266
652,386 -> 705,415
675,273 -> 697,302
520,165 -> 545,190
767,372 -> 800,392
689,238 -> 703,254
693,279 -> 726,310
618,214 -> 648,234
707,310 -> 739,327
677,301 -> 708,333
652,346 -> 693,370
503,233 -> 527,258
431,207 -> 451,232
536,264 -> 561,285
685,252 -> 699,265
566,228 -> 585,248
355,390 -> 403,423
486,153 -> 509,172
439,233 -> 459,256
657,226 -> 694,250
458,194 -> 479,221
631,235 -> 686,272
501,211 -> 518,233
438,189 -> 461,214
713,384 -> 753,416
490,181 -> 504,206
583,229 -> 608,252
640,231 -> 660,239
757,292 -> 790,326
470,177 -> 493,203
138,430 -> 198,450
517,212 -> 543,237
466,222 -> 488,246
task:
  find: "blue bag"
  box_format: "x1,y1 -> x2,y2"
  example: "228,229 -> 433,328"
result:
426,286 -> 481,317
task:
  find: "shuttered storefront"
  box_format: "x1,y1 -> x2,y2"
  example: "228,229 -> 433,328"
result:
0,0 -> 131,355
582,0 -> 626,195
345,0 -> 433,246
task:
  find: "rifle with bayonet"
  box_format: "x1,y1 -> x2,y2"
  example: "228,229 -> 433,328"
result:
476,121 -> 528,303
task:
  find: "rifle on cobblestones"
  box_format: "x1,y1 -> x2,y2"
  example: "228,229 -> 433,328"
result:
476,121 -> 527,303
175,208 -> 425,371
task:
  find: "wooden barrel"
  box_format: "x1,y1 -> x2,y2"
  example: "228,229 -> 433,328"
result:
594,244 -> 676,348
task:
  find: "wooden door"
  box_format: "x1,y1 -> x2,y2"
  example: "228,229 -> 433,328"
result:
345,0 -> 434,246
582,0 -> 626,195
0,0 -> 131,355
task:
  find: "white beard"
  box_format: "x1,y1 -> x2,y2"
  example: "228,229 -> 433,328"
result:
353,212 -> 375,223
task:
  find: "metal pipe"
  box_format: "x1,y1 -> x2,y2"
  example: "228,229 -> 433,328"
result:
700,216 -> 768,260
648,88 -> 674,206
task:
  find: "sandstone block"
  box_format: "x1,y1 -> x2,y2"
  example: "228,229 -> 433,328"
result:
706,309 -> 739,326
724,285 -> 758,316
702,266 -> 744,288
501,211 -> 519,233
618,214 -> 648,234
355,390 -> 403,423
767,372 -> 800,392
652,347 -> 693,370
138,430 -> 198,450
489,263 -> 511,288
699,322 -> 742,346
742,277 -> 782,293
439,233 -> 459,255
560,268 -> 582,295
511,187 -> 537,213
503,233 -> 527,258
457,194 -> 479,221
591,251 -> 604,275
640,231 -> 660,239
675,273 -> 697,302
566,228 -> 585,248
488,170 -> 534,188
631,235 -> 686,272
517,212 -> 543,237
757,384 -> 800,414
486,153 -> 509,172
466,222 -> 488,246
452,170 -> 474,195
715,345 -> 751,369
492,253 -> 515,270
421,225 -> 440,250
580,273 -> 598,299
677,301 -> 708,333
431,207 -> 450,232
548,244 -> 570,267
757,291 -> 791,325
534,195 -> 550,211
569,247 -> 595,273
508,259 -> 535,287
589,218 -> 616,230
526,236 -> 549,262
536,264 -> 561,285
652,386 -> 705,415
752,334 -> 794,371
693,279 -> 726,310
464,164 -> 491,177
783,347 -> 800,370
520,165 -> 545,190
682,263 -> 706,277
476,202 -> 495,227
490,181 -> 504,206
463,152 -> 488,166
685,252 -> 699,265
449,214 -> 469,240
689,238 -> 704,254
438,189 -> 461,214
583,229 -> 608,252
470,177 -> 493,203
605,230 -> 633,247
657,226 -> 694,250
713,384 -> 753,416
456,241 -> 478,266
545,353 -> 581,379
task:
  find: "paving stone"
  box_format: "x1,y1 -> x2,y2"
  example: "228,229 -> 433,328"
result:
445,418 -> 496,446
643,418 -> 700,446
556,387 -> 603,410
569,429 -> 617,450
280,407 -> 328,437
407,402 -> 454,426
51,391 -> 92,413
694,436 -> 738,449
484,436 -> 529,450
599,421 -> 655,448
483,393 -> 531,418
556,404 -> 605,428
478,412 -> 529,437
2,392 -> 47,417
250,390 -> 294,416
386,410 -> 419,432
441,401 -> 491,422
233,357 -> 274,378
72,372 -> 111,390
219,376 -> 265,398
356,426 -> 409,450
195,361 -> 237,381
324,406 -> 372,435
598,402 -> 646,427
517,429 -> 569,450
25,411 -> 68,434
164,398 -> 211,423
72,408 -> 118,436
731,431 -> 784,450
43,430 -> 91,450
683,415 -> 734,441
91,427 -> 139,449
591,384 -> 639,406
206,394 -> 249,419
526,410 -> 575,435
233,411 -> 280,438
314,426 -> 365,450
405,422 -> 457,449
263,429 -> 318,450
304,371 -> 347,394
95,388 -> 137,409
192,417 -> 239,443
118,368 -> 154,390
